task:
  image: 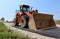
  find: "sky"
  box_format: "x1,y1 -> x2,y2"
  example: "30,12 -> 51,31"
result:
0,0 -> 60,21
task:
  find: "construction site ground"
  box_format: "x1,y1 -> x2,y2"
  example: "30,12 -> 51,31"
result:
4,22 -> 60,39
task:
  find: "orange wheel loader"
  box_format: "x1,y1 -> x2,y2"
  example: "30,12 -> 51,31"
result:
15,5 -> 56,30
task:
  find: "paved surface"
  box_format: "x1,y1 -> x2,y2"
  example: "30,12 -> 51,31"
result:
4,22 -> 60,39
37,27 -> 60,38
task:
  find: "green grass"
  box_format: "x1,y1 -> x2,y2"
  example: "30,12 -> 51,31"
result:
0,22 -> 8,30
0,22 -> 26,39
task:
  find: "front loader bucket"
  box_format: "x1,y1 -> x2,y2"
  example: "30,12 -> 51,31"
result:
28,13 -> 56,30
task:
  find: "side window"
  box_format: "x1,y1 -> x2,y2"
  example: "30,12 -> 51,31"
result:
20,7 -> 22,11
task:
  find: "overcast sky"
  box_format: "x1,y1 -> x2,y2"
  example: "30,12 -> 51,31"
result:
0,0 -> 60,21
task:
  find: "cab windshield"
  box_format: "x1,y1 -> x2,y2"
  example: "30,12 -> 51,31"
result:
20,6 -> 30,12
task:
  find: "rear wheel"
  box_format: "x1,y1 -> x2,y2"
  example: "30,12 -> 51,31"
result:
15,19 -> 19,26
20,15 -> 29,28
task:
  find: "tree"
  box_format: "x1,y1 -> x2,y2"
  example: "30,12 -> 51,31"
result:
1,17 -> 5,21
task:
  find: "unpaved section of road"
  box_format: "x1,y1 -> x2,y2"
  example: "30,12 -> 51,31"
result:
4,22 -> 60,39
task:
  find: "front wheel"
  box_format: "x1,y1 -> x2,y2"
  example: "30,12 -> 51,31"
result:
20,15 -> 29,28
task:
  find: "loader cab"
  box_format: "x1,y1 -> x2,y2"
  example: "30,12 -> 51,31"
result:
20,5 -> 31,12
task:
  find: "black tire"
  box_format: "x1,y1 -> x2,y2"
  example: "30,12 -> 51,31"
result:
15,23 -> 18,26
15,19 -> 19,26
20,15 -> 29,28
